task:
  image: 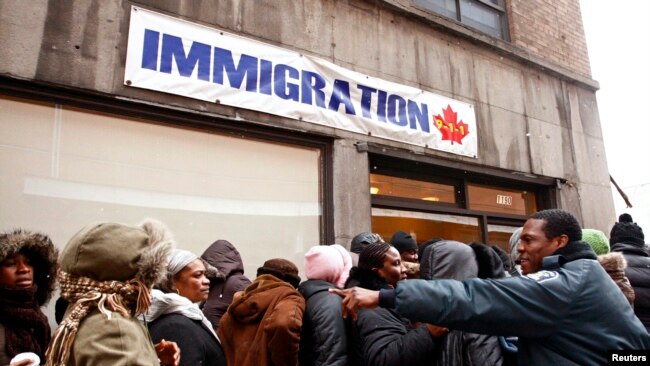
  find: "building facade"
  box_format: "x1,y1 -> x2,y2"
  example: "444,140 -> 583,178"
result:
0,0 -> 614,277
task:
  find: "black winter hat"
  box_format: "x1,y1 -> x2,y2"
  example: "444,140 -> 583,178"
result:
390,231 -> 418,253
610,213 -> 645,247
469,242 -> 506,279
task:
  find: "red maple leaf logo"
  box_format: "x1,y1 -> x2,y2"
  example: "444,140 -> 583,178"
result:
433,105 -> 469,145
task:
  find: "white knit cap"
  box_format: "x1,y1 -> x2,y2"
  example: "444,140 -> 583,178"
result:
167,249 -> 198,275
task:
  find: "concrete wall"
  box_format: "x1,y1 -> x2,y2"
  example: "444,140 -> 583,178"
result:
0,0 -> 615,233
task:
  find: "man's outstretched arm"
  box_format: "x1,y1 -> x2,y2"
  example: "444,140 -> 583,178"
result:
329,287 -> 385,320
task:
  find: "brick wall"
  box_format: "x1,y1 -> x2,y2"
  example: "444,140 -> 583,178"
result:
507,0 -> 591,77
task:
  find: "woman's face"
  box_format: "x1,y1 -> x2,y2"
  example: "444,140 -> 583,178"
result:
0,253 -> 34,288
376,247 -> 407,287
174,259 -> 210,303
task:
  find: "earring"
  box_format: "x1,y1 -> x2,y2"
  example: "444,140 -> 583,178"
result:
175,289 -> 180,295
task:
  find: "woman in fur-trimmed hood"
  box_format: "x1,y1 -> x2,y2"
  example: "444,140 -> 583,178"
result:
598,252 -> 635,307
0,229 -> 58,365
46,219 -> 176,366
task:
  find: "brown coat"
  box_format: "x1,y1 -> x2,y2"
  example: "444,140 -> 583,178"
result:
598,252 -> 636,307
217,274 -> 305,366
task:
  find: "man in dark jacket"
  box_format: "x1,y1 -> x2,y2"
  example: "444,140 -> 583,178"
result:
610,213 -> 650,331
333,209 -> 650,365
201,240 -> 251,331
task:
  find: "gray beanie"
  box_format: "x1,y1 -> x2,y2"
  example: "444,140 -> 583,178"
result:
509,227 -> 523,261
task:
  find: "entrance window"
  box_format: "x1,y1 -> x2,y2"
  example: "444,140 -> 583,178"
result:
372,208 -> 480,245
369,154 -> 549,247
0,94 -> 323,278
370,174 -> 456,204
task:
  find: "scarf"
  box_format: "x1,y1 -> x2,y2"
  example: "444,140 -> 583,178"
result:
144,289 -> 219,342
0,285 -> 50,361
45,270 -> 152,366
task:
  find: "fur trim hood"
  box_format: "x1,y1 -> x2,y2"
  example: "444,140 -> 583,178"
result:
136,218 -> 176,287
597,252 -> 635,306
598,252 -> 628,273
59,218 -> 173,287
0,229 -> 59,305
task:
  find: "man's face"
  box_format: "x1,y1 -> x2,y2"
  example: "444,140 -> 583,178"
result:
400,249 -> 418,263
516,218 -> 567,275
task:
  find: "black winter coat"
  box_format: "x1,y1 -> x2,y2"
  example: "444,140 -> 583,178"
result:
345,268 -> 437,366
298,279 -> 348,366
439,331 -> 505,366
420,241 -> 505,366
611,242 -> 650,331
148,313 -> 226,366
201,239 -> 252,331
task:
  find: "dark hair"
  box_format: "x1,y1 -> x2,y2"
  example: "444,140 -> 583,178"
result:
529,209 -> 582,242
358,242 -> 391,270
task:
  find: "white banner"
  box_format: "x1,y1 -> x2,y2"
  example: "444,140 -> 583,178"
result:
125,6 -> 478,157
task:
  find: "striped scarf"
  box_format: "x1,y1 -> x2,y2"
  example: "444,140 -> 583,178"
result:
45,270 -> 152,366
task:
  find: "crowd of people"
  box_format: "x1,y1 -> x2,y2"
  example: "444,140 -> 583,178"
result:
1,209 -> 649,365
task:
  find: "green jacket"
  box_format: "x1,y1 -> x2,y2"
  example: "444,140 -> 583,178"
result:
66,310 -> 159,366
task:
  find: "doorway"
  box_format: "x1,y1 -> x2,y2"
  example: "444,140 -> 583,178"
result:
369,155 -> 550,252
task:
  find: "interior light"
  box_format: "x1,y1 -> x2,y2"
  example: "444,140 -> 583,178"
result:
422,196 -> 439,202
370,187 -> 379,195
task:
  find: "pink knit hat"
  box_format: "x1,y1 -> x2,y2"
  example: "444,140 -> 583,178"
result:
304,244 -> 352,288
